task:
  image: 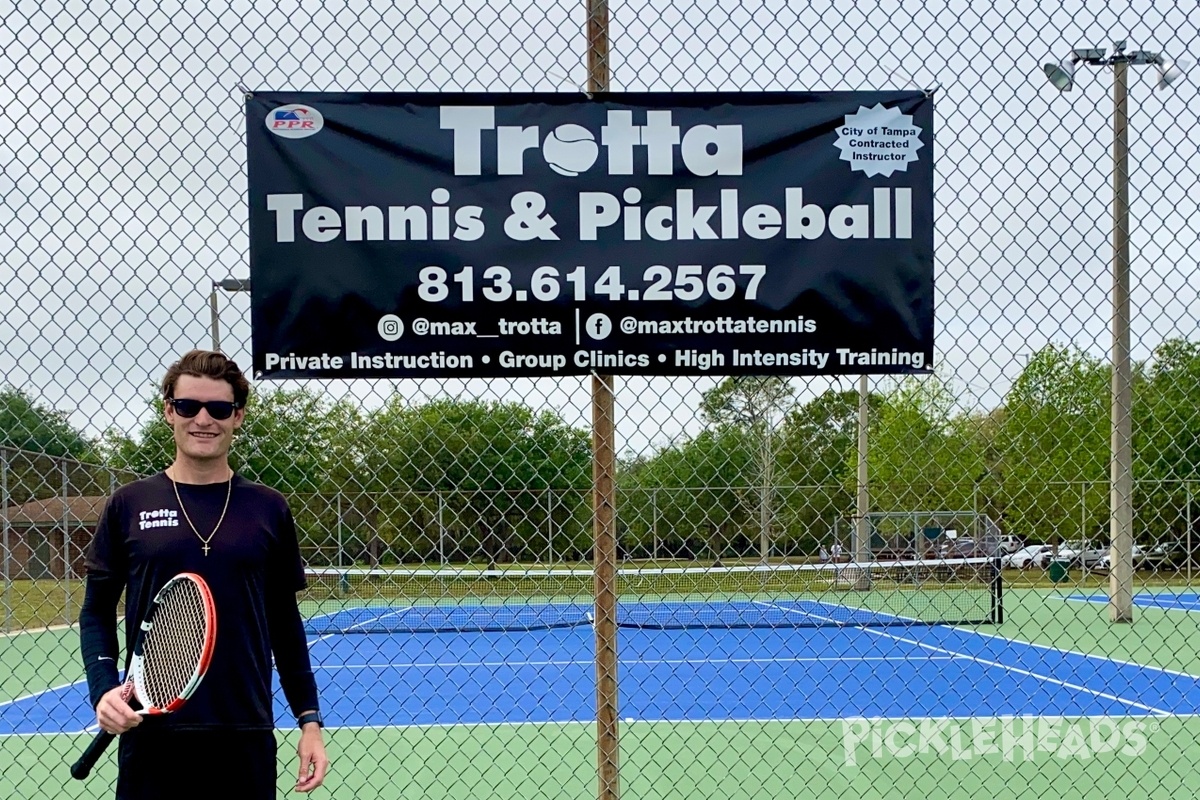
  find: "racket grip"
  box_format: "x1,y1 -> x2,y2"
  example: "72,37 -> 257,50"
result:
70,730 -> 117,780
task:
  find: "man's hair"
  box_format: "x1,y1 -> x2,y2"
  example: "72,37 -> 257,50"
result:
161,350 -> 251,407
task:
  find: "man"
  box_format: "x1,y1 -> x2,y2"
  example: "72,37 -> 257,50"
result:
78,350 -> 330,798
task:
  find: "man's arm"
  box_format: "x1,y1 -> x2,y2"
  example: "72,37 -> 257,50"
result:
266,497 -> 328,792
265,586 -> 320,720
78,496 -> 128,710
78,575 -> 124,708
266,587 -> 329,792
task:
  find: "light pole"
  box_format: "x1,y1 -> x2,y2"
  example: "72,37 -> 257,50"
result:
208,278 -> 252,353
1042,41 -> 1185,623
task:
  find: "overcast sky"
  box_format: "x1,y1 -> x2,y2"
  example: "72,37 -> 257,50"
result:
1,0 -> 1197,458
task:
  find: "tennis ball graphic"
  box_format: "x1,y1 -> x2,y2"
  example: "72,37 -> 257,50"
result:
542,124 -> 598,176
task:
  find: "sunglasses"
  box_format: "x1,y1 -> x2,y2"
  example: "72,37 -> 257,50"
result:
168,398 -> 243,420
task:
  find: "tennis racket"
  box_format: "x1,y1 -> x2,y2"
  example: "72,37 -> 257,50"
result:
70,572 -> 217,780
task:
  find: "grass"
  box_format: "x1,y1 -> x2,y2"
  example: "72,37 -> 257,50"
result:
0,581 -> 92,632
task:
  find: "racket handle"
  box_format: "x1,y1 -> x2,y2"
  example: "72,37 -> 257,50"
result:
70,730 -> 117,780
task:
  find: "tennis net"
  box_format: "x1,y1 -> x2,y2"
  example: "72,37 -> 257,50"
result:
299,557 -> 1002,634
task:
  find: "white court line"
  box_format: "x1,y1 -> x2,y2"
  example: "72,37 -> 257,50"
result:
0,622 -> 76,638
0,678 -> 88,710
1064,593 -> 1200,612
273,711 -> 1200,733
0,614 -> 128,639
312,654 -> 960,670
305,605 -> 419,646
945,620 -> 1200,682
758,600 -> 1174,716
8,712 -> 1199,737
865,626 -> 1172,716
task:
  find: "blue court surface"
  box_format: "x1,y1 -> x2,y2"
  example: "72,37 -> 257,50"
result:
5,620 -> 1200,736
1066,591 -> 1200,613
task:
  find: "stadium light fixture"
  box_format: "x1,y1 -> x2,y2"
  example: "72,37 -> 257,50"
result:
216,278 -> 252,293
1041,40 -> 1186,624
208,277 -> 251,353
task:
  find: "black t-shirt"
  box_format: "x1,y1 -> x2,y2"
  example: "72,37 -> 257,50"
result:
80,472 -> 319,730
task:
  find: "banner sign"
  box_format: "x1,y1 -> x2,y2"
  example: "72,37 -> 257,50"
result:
246,91 -> 934,379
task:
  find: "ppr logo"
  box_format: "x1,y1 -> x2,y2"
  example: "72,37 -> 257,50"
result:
266,105 -> 324,139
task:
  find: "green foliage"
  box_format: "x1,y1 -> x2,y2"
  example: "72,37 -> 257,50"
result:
1133,339 -> 1200,540
234,388 -> 364,493
864,372 -> 988,517
619,426 -> 757,559
338,396 -> 592,563
0,386 -> 97,461
773,390 -> 880,551
700,376 -> 795,431
997,345 -> 1111,540
11,334 -> 1200,563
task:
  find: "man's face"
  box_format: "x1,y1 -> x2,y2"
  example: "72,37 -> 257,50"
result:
164,375 -> 245,464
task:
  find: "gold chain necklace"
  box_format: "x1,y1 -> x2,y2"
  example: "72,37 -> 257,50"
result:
169,468 -> 233,556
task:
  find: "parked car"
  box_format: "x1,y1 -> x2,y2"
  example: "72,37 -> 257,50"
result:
940,537 -> 976,558
997,535 -> 1023,554
1095,542 -> 1182,572
1032,543 -> 1107,569
1003,544 -> 1052,569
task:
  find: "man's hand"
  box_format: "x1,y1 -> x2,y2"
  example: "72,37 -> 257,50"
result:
95,685 -> 141,735
295,724 -> 329,792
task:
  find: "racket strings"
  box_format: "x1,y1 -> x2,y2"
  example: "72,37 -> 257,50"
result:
140,581 -> 209,708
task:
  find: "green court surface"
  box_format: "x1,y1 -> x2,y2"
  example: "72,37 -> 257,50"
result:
4,586 -> 1200,799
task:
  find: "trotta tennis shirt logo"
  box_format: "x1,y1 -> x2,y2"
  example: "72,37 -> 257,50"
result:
139,508 -> 179,530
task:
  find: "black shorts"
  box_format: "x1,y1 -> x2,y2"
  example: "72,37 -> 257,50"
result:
116,726 -> 278,800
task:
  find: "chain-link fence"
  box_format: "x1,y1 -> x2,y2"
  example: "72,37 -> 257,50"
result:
3,1 -> 1200,799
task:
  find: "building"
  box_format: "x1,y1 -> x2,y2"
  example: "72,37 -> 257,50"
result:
1,495 -> 107,579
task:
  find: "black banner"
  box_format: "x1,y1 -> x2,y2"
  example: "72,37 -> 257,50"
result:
246,91 -> 934,379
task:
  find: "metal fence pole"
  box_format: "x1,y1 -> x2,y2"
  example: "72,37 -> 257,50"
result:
1188,482 -> 1194,586
853,375 -> 871,588
652,489 -> 659,562
209,287 -> 221,352
545,489 -> 553,564
2,448 -> 10,633
61,459 -> 70,626
1081,482 -> 1089,581
437,491 -> 446,566
337,492 -> 344,568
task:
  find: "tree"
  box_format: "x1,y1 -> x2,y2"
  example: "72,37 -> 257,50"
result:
102,386 -> 360,492
0,386 -> 96,460
619,426 -> 757,562
701,377 -> 796,561
998,344 -> 1111,544
0,385 -> 103,503
861,372 -> 989,551
774,389 -> 884,554
1133,338 -> 1200,547
354,397 -> 592,564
